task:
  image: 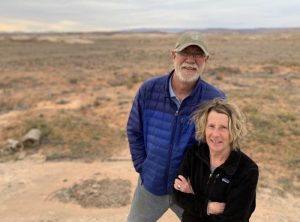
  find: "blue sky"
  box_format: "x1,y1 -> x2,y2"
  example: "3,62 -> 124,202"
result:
0,0 -> 299,32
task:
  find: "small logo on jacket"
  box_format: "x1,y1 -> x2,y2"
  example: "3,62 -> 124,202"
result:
222,178 -> 230,184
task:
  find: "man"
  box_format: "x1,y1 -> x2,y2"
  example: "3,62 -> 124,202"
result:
127,31 -> 225,221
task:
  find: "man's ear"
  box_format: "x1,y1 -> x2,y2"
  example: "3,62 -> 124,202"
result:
171,50 -> 176,60
205,55 -> 209,62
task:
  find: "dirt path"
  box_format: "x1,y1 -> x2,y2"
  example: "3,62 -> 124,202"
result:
0,151 -> 299,222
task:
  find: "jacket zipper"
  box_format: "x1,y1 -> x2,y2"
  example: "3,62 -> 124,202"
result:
165,109 -> 179,191
206,171 -> 220,198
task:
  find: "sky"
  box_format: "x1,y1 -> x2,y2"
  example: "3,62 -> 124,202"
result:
0,0 -> 299,32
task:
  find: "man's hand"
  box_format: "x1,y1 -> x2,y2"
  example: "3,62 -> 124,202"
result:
174,175 -> 194,194
207,201 -> 225,215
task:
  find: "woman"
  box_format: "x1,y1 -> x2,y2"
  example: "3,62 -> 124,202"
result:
173,98 -> 259,222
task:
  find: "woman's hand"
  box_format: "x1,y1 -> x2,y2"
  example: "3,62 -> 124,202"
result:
207,201 -> 225,215
174,175 -> 194,194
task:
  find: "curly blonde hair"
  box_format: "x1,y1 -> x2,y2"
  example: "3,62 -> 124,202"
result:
192,98 -> 247,150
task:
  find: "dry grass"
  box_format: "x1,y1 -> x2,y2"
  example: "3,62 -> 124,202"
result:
0,30 -> 299,195
52,178 -> 131,208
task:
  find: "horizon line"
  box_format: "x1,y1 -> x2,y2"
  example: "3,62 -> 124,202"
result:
0,27 -> 299,35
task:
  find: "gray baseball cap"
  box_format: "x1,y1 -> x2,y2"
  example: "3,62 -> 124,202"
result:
174,31 -> 209,56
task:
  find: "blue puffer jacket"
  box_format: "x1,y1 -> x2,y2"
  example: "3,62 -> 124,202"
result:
127,71 -> 225,195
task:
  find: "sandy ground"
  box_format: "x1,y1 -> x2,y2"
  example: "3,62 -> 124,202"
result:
0,31 -> 299,222
1,148 -> 299,222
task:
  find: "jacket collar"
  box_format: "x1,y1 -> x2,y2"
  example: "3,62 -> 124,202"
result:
164,70 -> 202,99
195,143 -> 241,176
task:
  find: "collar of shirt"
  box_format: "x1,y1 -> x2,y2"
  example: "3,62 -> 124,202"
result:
169,75 -> 181,109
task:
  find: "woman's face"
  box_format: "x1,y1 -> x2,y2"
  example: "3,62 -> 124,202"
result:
205,110 -> 231,154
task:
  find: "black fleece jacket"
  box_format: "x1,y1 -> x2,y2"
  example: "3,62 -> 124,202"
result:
173,143 -> 259,222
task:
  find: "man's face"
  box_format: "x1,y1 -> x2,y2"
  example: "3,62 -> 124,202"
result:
172,45 -> 208,83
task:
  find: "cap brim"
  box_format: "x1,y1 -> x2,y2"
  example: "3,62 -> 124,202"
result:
175,43 -> 209,56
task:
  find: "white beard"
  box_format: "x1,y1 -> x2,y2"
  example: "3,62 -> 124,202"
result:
175,63 -> 205,83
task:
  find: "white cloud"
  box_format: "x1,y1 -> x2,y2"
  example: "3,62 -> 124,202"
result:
0,19 -> 88,32
0,0 -> 299,32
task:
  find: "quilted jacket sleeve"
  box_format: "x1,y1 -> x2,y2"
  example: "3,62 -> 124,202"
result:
126,87 -> 146,173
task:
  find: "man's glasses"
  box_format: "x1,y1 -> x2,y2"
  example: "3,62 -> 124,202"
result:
177,51 -> 206,59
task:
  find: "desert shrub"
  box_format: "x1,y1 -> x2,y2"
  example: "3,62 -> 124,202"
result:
42,114 -> 125,161
288,124 -> 300,136
24,118 -> 58,142
53,178 -> 131,208
277,112 -> 296,122
69,78 -> 78,84
249,113 -> 284,145
126,75 -> 140,89
277,112 -> 299,136
208,66 -> 241,76
0,98 -> 16,113
0,113 -> 125,161
0,97 -> 29,113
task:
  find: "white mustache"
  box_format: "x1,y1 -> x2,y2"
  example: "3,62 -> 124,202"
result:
181,63 -> 198,69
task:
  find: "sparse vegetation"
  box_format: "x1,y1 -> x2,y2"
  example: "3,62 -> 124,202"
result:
0,113 -> 125,162
52,178 -> 131,208
0,30 -> 299,198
